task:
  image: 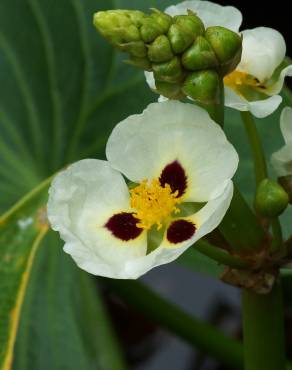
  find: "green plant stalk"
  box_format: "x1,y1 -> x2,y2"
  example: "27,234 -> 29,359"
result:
105,278 -> 243,369
242,280 -> 286,370
240,111 -> 283,253
195,239 -> 251,269
206,80 -> 265,255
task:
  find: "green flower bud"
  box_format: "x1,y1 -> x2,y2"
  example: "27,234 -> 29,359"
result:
152,56 -> 184,83
133,9 -> 172,43
93,10 -> 143,45
155,80 -> 185,99
148,35 -> 174,63
255,179 -> 289,218
182,70 -> 220,104
182,36 -> 218,71
168,24 -> 194,54
205,26 -> 242,76
124,56 -> 152,71
279,175 -> 292,204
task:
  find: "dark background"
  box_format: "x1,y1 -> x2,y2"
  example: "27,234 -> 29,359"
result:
218,0 -> 291,56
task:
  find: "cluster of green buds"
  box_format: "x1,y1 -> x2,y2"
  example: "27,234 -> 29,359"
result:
93,8 -> 242,103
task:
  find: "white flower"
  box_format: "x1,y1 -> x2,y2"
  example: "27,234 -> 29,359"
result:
48,101 -> 238,279
145,1 -> 292,118
224,27 -> 292,118
271,107 -> 292,176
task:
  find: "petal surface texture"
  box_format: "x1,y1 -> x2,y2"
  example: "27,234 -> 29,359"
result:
47,159 -> 147,278
106,101 -> 238,202
238,27 -> 286,82
165,0 -> 242,32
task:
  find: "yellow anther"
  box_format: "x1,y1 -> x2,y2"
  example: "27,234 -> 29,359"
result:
130,179 -> 182,230
224,70 -> 262,90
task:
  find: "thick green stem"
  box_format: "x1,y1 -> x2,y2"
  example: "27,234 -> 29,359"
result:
242,281 -> 286,370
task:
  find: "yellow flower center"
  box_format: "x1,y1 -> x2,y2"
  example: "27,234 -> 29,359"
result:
130,179 -> 182,230
224,70 -> 262,90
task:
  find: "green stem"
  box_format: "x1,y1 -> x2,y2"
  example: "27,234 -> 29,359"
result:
105,278 -> 243,369
240,111 -> 283,252
242,280 -> 286,370
240,111 -> 267,186
195,239 -> 251,269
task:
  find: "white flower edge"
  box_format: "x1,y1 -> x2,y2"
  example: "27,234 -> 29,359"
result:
106,101 -> 238,202
165,0 -> 242,32
271,107 -> 292,176
48,159 -> 234,279
238,27 -> 286,82
224,87 -> 283,119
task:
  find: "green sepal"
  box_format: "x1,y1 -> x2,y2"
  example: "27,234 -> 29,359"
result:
155,80 -> 185,99
255,178 -> 289,218
119,41 -> 147,58
148,35 -> 174,63
174,13 -> 205,37
205,26 -> 242,76
182,69 -> 220,104
152,56 -> 184,83
182,36 -> 219,71
168,23 -> 194,54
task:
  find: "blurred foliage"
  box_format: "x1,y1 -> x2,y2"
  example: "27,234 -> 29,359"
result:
0,0 -> 291,369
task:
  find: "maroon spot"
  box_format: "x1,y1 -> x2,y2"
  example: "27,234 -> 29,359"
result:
159,160 -> 187,197
105,213 -> 143,241
167,219 -> 196,244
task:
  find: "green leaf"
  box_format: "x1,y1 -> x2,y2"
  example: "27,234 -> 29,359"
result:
0,180 -> 50,370
13,231 -> 127,370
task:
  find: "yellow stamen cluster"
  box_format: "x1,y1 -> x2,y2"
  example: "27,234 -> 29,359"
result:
224,70 -> 262,90
130,179 -> 181,230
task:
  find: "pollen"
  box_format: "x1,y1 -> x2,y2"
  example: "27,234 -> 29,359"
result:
130,179 -> 182,230
224,70 -> 262,90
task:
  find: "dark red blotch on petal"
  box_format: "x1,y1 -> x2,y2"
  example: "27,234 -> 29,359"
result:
167,219 -> 196,244
159,160 -> 187,197
105,212 -> 143,241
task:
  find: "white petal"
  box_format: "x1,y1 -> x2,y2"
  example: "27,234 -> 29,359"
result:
271,142 -> 292,177
124,181 -> 233,279
106,101 -> 238,202
266,65 -> 292,95
145,71 -> 156,90
238,27 -> 286,82
47,159 -> 147,279
165,0 -> 242,32
224,87 -> 282,118
280,107 -> 292,143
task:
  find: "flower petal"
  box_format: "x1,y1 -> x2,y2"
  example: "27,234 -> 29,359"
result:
123,181 -> 233,278
224,87 -> 282,118
165,0 -> 242,32
47,159 -> 147,278
280,107 -> 292,143
238,27 -> 286,82
106,101 -> 238,202
271,142 -> 292,177
266,65 -> 292,95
